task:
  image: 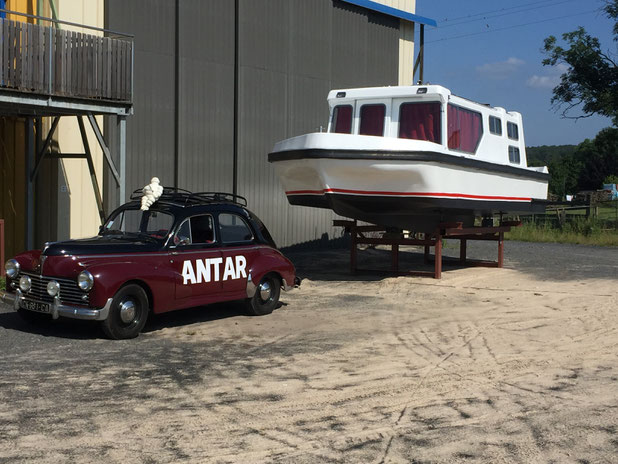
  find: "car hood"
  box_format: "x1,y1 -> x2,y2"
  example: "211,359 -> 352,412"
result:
43,236 -> 163,256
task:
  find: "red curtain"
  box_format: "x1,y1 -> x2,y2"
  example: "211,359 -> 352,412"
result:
333,105 -> 352,134
448,105 -> 481,152
359,104 -> 386,136
398,102 -> 441,143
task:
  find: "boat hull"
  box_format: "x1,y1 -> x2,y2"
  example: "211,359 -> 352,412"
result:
269,149 -> 549,232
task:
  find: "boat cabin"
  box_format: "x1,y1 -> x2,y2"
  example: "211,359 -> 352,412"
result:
327,85 -> 527,168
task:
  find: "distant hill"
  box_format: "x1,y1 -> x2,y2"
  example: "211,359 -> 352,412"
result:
526,145 -> 576,167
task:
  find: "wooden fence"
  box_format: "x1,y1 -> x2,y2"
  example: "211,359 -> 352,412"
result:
0,18 -> 132,102
522,200 -> 618,230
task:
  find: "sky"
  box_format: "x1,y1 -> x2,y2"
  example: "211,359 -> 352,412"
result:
415,0 -> 615,146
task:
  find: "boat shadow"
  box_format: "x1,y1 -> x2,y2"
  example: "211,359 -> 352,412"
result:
287,245 -> 470,282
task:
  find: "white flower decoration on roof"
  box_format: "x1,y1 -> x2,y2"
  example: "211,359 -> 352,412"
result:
140,177 -> 164,211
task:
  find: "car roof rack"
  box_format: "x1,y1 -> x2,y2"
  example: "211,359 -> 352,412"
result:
130,187 -> 248,207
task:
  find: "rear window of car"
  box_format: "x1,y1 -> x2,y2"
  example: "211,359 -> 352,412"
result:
219,213 -> 254,243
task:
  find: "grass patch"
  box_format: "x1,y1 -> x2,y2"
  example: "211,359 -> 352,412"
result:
506,220 -> 618,247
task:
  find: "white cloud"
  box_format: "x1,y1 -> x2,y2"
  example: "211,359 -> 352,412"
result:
475,57 -> 525,79
526,64 -> 569,89
526,75 -> 560,89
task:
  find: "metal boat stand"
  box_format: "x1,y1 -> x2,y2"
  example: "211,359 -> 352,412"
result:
333,219 -> 521,279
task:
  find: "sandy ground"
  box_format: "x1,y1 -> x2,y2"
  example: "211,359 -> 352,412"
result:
0,240 -> 617,463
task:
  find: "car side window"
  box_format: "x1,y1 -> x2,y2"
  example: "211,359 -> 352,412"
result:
174,214 -> 215,246
219,213 -> 253,244
191,215 -> 215,244
174,219 -> 192,245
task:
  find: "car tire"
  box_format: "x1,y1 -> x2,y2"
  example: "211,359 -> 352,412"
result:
16,307 -> 48,324
101,284 -> 149,340
246,273 -> 281,316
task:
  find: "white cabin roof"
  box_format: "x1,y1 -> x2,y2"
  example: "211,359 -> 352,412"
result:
327,84 -> 521,119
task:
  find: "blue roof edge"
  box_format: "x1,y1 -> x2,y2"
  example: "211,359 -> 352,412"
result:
340,0 -> 437,27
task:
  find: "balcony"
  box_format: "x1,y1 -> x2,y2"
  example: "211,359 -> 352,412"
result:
0,11 -> 133,116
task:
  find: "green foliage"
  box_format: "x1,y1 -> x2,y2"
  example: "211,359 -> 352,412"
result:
526,145 -> 576,167
506,220 -> 618,246
573,128 -> 618,190
528,128 -> 618,197
542,1 -> 618,124
0,277 -> 4,291
527,145 -> 579,198
603,174 -> 618,184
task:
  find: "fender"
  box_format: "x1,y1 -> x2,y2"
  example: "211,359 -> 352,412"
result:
246,249 -> 296,297
77,257 -> 175,310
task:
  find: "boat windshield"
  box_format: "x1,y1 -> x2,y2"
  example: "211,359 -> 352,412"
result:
102,208 -> 174,242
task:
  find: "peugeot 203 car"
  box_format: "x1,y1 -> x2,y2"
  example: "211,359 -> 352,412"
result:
1,189 -> 299,339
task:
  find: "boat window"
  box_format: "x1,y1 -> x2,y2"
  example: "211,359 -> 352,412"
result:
489,116 -> 502,135
508,146 -> 521,164
447,104 -> 483,153
507,122 -> 519,140
398,102 -> 441,144
331,105 -> 353,134
359,104 -> 386,136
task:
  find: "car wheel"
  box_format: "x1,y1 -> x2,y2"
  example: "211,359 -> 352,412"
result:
246,274 -> 281,316
101,284 -> 149,340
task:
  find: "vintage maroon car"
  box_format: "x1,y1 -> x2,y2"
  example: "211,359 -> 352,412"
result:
1,189 -> 299,339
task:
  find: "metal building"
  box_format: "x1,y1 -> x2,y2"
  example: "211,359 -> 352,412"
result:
1,0 -> 436,257
104,0 -> 435,247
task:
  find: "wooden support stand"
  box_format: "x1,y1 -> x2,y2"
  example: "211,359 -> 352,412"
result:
334,219 -> 520,279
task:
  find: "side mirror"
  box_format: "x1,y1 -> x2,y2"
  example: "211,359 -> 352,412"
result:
177,236 -> 191,246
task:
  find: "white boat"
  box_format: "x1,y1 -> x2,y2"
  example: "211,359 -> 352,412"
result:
268,85 -> 549,232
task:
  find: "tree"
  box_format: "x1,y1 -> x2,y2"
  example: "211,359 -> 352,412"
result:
573,127 -> 618,190
543,1 -> 618,125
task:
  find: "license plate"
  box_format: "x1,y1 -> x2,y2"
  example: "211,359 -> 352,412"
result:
20,299 -> 51,314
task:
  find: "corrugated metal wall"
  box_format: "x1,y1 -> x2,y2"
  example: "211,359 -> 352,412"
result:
105,0 -> 399,247
177,0 -> 235,193
237,0 -> 399,247
104,0 -> 177,207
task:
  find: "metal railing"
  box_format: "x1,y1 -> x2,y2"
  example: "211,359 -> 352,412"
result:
0,9 -> 133,103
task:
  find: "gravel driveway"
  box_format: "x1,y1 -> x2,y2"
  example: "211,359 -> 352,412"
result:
1,240 -> 617,463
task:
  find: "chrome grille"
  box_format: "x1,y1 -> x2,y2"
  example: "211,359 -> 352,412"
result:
21,272 -> 89,306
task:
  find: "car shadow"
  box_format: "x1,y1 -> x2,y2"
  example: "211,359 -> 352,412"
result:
0,299 -> 285,339
142,300 -> 285,333
0,309 -> 104,340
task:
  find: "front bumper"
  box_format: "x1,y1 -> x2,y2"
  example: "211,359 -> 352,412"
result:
1,289 -> 112,321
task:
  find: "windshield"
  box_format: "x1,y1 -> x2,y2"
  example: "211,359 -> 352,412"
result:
102,208 -> 175,241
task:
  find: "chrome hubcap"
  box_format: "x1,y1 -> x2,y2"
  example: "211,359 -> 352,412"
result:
259,281 -> 272,302
119,299 -> 137,324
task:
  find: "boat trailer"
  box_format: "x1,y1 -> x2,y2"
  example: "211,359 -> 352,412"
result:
333,219 -> 522,279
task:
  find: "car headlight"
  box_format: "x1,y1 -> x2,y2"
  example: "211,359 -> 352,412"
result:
5,259 -> 20,279
19,275 -> 32,292
47,280 -> 60,297
77,270 -> 94,292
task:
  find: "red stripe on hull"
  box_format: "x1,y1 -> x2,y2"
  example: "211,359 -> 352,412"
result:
285,188 -> 531,202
